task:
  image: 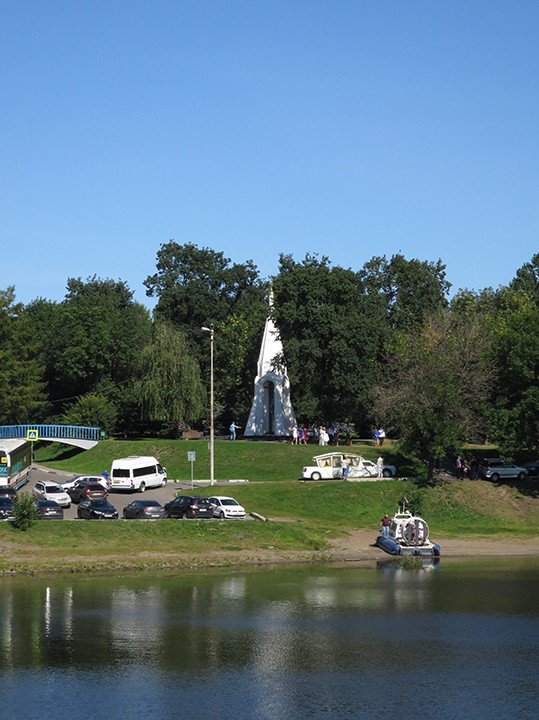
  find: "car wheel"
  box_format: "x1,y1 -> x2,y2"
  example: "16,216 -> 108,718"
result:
161,478 -> 167,487
139,482 -> 146,493
182,512 -> 188,519
311,471 -> 322,480
382,469 -> 391,478
490,473 -> 500,482
219,511 -> 226,519
517,472 -> 526,481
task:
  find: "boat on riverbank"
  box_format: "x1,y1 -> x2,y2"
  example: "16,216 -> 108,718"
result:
375,502 -> 441,557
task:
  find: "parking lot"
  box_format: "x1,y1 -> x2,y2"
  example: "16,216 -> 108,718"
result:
28,466 -> 243,520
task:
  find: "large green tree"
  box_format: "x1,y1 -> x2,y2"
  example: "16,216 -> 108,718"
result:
485,286 -> 539,456
373,312 -> 494,478
26,277 -> 152,431
0,287 -> 47,423
272,253 -> 386,427
144,241 -> 268,428
359,254 -> 451,332
137,322 -> 206,430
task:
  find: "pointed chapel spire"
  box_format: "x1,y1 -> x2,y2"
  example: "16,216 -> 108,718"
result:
244,288 -> 296,438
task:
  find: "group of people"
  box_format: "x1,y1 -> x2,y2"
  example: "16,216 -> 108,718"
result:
455,455 -> 479,479
373,427 -> 386,446
292,425 -> 310,444
291,423 -> 353,446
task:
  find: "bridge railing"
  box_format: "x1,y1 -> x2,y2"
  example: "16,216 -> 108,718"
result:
0,425 -> 102,441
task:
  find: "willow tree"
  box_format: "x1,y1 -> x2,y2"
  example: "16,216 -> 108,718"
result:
137,323 -> 206,431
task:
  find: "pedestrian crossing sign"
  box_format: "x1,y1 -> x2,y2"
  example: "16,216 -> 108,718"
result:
26,429 -> 39,441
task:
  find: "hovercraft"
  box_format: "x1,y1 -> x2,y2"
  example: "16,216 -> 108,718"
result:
375,502 -> 441,557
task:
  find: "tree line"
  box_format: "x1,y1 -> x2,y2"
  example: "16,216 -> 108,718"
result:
1,242 -> 538,473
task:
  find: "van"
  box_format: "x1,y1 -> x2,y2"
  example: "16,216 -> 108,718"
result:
110,456 -> 167,492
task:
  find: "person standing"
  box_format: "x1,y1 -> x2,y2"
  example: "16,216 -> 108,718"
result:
376,455 -> 384,478
340,457 -> 349,480
378,427 -> 386,446
292,424 -> 299,445
456,455 -> 463,479
229,422 -> 240,440
380,513 -> 391,537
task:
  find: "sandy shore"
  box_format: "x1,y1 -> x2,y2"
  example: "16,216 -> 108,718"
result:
326,528 -> 539,564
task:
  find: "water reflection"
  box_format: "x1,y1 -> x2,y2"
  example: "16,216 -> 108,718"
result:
1,559 -> 539,719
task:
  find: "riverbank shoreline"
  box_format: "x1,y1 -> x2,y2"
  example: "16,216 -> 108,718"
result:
2,527 -> 538,577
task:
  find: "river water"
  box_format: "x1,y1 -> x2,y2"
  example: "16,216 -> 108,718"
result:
1,557 -> 538,720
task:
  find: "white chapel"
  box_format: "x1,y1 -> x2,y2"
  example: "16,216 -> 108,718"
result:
243,291 -> 296,438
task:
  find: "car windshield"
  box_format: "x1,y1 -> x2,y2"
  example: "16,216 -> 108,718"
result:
0,498 -> 14,508
221,499 -> 239,506
140,501 -> 160,507
46,486 -> 62,493
91,500 -> 110,508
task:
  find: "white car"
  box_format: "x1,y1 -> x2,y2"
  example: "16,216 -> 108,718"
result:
208,496 -> 246,519
300,452 -> 397,481
33,480 -> 72,508
61,474 -> 111,492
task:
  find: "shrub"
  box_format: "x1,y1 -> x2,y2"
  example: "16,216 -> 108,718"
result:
13,491 -> 37,531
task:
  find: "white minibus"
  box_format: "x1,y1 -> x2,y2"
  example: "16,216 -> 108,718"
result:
110,456 -> 167,492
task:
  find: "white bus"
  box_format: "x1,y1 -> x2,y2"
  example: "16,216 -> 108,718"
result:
110,456 -> 167,492
0,439 -> 32,489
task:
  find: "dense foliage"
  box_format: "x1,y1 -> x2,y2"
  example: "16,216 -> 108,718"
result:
1,247 -> 537,463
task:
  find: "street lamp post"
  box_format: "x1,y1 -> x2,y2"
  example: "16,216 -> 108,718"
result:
201,325 -> 214,486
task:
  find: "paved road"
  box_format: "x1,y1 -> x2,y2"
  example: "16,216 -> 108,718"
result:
27,466 -> 241,520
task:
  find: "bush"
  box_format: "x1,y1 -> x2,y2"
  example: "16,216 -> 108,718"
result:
13,492 -> 38,531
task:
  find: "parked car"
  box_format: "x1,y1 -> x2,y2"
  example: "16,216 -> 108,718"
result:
122,499 -> 166,520
478,458 -> 528,482
62,474 -> 110,491
0,486 -> 17,500
34,499 -> 64,520
67,481 -> 108,504
0,497 -> 16,521
77,498 -> 119,520
300,452 -> 397,481
208,495 -> 246,519
164,495 -> 213,519
521,459 -> 539,479
33,480 -> 71,508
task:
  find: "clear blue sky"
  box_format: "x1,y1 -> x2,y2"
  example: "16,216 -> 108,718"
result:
2,0 -> 538,308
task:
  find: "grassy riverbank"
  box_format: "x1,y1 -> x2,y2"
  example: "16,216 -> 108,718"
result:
1,439 -> 536,576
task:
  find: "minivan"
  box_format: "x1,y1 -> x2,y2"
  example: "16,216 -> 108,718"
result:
110,456 -> 167,492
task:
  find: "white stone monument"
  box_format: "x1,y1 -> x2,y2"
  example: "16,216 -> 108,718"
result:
244,292 -> 296,438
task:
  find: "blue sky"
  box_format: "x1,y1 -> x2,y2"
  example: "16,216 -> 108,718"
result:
2,0 -> 538,309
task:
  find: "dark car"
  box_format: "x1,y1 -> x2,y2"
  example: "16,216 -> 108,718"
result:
164,495 -> 214,519
0,497 -> 16,521
34,499 -> 64,520
123,499 -> 166,520
0,486 -> 17,500
67,481 -> 108,504
521,459 -> 539,478
77,498 -> 119,520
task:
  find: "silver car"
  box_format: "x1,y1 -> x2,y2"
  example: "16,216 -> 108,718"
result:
478,458 -> 527,482
33,480 -> 72,508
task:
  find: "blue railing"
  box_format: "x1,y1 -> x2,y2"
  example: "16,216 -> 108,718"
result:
0,424 -> 102,441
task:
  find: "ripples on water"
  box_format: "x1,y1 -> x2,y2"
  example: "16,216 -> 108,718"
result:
1,558 -> 538,720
